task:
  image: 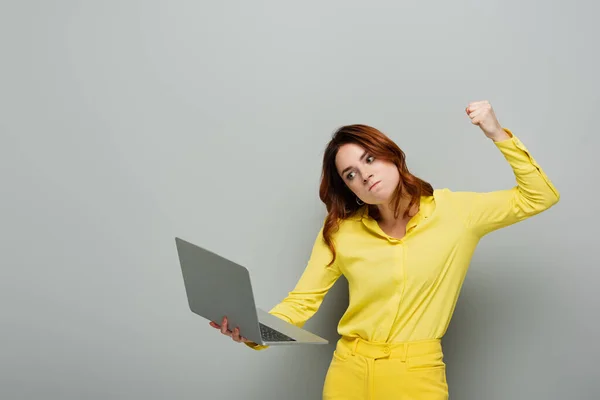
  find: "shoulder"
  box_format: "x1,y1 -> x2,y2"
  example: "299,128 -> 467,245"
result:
434,187 -> 478,202
432,188 -> 478,218
335,213 -> 363,234
318,210 -> 365,242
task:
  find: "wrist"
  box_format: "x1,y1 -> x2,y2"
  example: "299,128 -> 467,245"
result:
488,128 -> 510,142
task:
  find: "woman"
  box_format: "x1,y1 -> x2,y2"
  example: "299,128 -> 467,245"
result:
210,100 -> 560,399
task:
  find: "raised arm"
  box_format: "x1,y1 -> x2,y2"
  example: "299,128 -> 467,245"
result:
462,128 -> 560,237
245,223 -> 343,350
457,101 -> 560,237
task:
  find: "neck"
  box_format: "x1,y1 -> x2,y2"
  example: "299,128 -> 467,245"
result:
376,195 -> 417,226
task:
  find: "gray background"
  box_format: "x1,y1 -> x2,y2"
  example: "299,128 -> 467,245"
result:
1,1 -> 597,399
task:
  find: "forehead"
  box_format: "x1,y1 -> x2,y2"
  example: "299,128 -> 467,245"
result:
335,142 -> 366,172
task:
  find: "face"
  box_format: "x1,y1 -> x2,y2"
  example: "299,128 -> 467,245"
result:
335,143 -> 400,205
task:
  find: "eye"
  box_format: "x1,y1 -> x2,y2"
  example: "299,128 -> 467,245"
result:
366,156 -> 375,163
347,171 -> 356,180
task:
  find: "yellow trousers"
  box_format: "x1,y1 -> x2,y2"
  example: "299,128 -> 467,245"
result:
322,337 -> 448,399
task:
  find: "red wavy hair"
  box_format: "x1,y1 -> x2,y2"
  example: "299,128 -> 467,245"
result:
318,124 -> 434,266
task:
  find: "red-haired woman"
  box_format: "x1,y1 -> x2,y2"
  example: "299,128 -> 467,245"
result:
211,101 -> 560,399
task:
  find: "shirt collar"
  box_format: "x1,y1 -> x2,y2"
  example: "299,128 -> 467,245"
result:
353,192 -> 436,240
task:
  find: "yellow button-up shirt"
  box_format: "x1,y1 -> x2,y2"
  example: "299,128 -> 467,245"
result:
247,129 -> 559,350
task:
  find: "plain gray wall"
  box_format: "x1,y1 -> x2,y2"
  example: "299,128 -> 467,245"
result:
1,1 -> 597,399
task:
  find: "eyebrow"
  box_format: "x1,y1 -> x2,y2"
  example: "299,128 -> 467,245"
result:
341,150 -> 368,175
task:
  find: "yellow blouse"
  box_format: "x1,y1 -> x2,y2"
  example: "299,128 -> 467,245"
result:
246,128 -> 559,350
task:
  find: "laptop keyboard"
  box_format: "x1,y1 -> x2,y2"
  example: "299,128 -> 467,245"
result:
259,323 -> 296,342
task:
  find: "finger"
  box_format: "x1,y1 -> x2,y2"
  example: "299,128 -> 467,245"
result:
466,104 -> 482,114
467,100 -> 489,109
221,317 -> 229,335
209,321 -> 220,329
471,115 -> 483,125
468,108 -> 484,119
466,101 -> 490,114
241,336 -> 250,343
232,327 -> 241,342
466,105 -> 478,114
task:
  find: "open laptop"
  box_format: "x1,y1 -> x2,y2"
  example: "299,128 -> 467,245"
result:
175,237 -> 328,346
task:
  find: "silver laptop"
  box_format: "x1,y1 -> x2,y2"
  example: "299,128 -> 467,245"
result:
175,237 -> 328,346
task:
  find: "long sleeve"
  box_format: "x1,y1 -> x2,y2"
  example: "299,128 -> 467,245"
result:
461,128 -> 560,237
245,224 -> 343,351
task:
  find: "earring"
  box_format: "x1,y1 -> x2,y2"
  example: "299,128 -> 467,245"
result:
356,197 -> 364,205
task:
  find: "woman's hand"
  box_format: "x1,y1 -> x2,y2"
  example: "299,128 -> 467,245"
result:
209,316 -> 251,343
465,100 -> 510,142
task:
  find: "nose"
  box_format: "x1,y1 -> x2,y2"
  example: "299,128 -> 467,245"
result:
363,174 -> 373,184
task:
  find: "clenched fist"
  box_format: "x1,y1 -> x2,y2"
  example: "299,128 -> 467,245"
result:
465,100 -> 510,142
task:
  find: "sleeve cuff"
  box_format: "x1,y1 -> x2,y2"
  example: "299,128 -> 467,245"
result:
244,341 -> 269,351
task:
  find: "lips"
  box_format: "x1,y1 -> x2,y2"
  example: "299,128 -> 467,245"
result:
369,181 -> 381,191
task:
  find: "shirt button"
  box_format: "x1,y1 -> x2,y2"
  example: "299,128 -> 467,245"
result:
383,346 -> 391,354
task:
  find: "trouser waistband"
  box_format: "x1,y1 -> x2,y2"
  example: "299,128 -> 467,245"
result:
339,336 -> 442,361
